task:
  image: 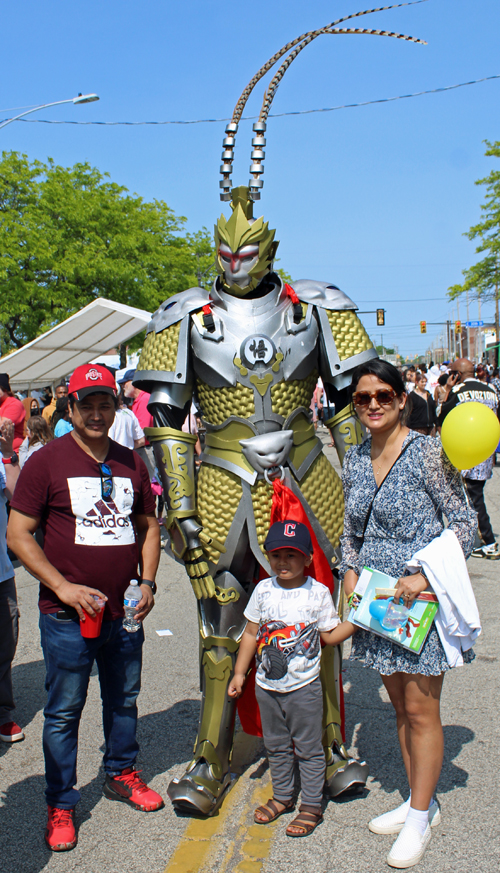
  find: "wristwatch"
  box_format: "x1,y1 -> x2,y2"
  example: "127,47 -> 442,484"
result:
2,452 -> 19,466
140,579 -> 157,595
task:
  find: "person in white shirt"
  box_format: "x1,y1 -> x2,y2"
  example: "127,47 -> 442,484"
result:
228,521 -> 355,838
108,402 -> 145,450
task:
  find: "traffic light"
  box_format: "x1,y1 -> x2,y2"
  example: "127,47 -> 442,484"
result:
420,321 -> 427,334
376,308 -> 385,326
455,320 -> 462,333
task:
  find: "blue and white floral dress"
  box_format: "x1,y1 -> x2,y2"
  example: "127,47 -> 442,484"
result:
339,433 -> 477,675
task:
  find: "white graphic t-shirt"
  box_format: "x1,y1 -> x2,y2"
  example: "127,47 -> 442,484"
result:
244,576 -> 339,693
68,476 -> 136,546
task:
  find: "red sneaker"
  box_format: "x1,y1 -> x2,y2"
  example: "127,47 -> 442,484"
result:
45,806 -> 77,851
0,721 -> 24,742
103,768 -> 164,811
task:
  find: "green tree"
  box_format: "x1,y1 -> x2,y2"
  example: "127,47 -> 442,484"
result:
275,266 -> 293,285
185,228 -> 217,290
448,141 -> 500,363
0,151 -> 199,354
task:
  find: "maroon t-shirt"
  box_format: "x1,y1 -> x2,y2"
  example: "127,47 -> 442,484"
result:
10,433 -> 156,619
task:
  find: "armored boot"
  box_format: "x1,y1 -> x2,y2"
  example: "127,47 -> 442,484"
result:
168,571 -> 250,815
320,644 -> 369,796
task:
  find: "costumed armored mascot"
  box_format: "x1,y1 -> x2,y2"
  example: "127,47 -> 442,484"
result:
134,4 -> 425,816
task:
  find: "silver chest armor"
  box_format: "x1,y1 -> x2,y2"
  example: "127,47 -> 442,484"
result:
190,281 -> 325,486
192,280 -> 317,400
196,281 -> 314,410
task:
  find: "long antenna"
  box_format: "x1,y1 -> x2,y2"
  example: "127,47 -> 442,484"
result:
219,2 -> 427,201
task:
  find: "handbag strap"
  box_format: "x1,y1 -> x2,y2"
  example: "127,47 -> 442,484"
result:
360,435 -> 424,543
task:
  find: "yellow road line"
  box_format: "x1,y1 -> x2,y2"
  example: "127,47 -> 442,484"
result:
164,732 -> 263,873
231,779 -> 282,873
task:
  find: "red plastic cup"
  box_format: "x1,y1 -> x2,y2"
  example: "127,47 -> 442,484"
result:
80,598 -> 105,638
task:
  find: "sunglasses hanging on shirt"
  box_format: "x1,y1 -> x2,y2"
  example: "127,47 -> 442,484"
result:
99,462 -> 113,499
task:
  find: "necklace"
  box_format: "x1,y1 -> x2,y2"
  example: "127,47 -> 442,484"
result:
372,453 -> 385,476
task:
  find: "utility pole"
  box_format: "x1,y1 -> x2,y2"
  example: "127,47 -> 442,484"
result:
496,256 -> 499,367
466,287 -> 470,358
457,301 -> 462,357
477,296 -> 482,362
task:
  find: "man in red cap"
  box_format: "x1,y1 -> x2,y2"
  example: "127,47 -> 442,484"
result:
7,364 -> 163,852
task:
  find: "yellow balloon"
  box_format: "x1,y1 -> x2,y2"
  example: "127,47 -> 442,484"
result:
441,401 -> 500,470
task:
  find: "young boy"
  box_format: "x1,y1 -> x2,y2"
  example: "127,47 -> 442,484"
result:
228,520 -> 355,837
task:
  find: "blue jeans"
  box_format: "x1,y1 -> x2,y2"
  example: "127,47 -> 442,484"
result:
39,612 -> 144,809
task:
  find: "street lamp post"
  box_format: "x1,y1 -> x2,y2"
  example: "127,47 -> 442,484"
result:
0,93 -> 99,130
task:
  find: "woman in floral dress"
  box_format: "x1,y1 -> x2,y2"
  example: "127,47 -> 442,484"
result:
340,359 -> 476,869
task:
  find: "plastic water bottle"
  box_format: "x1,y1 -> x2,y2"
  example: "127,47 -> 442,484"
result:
380,598 -> 410,631
123,579 -> 141,633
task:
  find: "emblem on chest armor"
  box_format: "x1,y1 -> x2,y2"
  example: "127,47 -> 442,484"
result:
241,335 -> 275,368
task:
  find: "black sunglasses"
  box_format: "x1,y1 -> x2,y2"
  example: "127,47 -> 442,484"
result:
99,463 -> 113,499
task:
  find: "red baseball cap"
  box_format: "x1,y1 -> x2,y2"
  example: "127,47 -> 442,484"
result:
68,364 -> 117,401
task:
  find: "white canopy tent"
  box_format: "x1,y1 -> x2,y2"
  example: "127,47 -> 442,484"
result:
0,299 -> 151,391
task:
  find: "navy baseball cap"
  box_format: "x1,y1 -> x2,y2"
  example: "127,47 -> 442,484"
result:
264,521 -> 313,556
117,368 -> 136,385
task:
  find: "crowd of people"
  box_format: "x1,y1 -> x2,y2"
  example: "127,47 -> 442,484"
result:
310,358 -> 500,560
0,353 -> 495,867
401,359 -> 500,560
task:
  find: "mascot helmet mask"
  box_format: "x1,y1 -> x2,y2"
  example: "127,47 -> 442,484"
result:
215,186 -> 278,296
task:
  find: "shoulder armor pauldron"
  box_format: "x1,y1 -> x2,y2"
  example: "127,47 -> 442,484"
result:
148,287 -> 210,334
292,279 -> 357,311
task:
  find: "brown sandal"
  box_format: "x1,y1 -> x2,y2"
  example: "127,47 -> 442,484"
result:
286,805 -> 323,837
254,798 -> 295,824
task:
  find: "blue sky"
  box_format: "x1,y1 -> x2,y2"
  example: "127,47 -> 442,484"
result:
2,0 -> 499,358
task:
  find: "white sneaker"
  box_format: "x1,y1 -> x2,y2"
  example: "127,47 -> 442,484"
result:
387,823 -> 431,868
472,542 -> 500,560
481,542 -> 500,560
369,800 -> 440,835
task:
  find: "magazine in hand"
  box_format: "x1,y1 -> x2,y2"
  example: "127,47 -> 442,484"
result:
348,567 -> 439,655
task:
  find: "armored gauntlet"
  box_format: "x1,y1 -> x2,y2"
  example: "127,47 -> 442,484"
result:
145,426 -> 219,599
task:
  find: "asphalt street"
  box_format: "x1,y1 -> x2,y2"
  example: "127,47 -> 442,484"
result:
1,431 -> 499,873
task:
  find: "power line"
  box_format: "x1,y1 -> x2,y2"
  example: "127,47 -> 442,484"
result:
356,297 -> 449,303
2,74 -> 498,127
0,103 -> 39,113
